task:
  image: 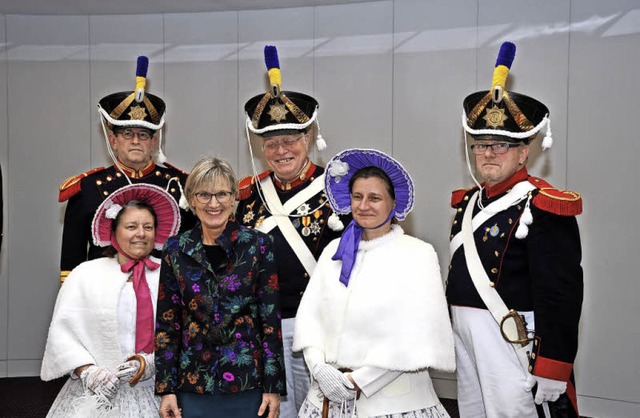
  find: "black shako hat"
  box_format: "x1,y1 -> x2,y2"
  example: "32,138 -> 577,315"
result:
244,45 -> 326,149
98,56 -> 166,131
462,42 -> 552,149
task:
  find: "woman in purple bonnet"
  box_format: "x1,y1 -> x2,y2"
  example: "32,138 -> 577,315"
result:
155,156 -> 285,418
293,149 -> 455,418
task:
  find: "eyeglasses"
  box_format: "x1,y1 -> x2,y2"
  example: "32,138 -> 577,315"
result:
262,134 -> 304,151
470,143 -> 521,155
116,129 -> 153,141
194,191 -> 234,204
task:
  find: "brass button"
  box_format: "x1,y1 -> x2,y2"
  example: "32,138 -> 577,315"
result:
303,272 -> 309,278
495,251 -> 499,257
103,191 -> 109,196
299,291 -> 304,296
457,208 -> 463,213
165,174 -> 171,179
528,365 -> 533,372
463,195 -> 469,201
449,264 -> 452,271
170,188 -> 176,193
531,353 -> 536,359
116,172 -> 122,177
155,171 -> 161,176
106,176 -> 112,181
96,180 -> 102,185
489,281 -> 495,287
491,267 -> 498,274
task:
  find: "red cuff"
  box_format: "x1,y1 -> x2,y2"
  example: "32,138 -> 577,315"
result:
532,356 -> 573,381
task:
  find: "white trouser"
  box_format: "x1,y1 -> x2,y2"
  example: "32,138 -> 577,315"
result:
281,317 -> 311,418
451,306 -> 537,418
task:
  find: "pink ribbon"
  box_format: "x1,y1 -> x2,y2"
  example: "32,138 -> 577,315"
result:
120,257 -> 159,354
112,238 -> 159,354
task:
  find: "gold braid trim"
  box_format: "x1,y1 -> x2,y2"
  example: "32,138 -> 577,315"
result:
110,93 -> 136,120
143,96 -> 159,124
467,92 -> 493,127
503,92 -> 534,131
281,93 -> 310,124
251,93 -> 273,128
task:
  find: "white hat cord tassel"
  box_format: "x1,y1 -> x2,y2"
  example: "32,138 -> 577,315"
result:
515,195 -> 533,239
156,128 -> 167,165
166,177 -> 189,210
315,114 -> 327,151
541,116 -> 553,150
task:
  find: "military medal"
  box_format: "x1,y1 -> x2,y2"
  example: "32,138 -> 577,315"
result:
243,210 -> 255,224
301,216 -> 311,237
297,203 -> 311,216
292,218 -> 301,228
310,210 -> 322,235
255,216 -> 265,229
489,224 -> 499,237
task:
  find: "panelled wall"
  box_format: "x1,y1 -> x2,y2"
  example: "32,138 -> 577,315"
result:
0,1 -> 638,416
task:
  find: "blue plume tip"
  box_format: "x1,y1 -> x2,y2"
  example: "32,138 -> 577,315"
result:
136,56 -> 149,77
264,45 -> 280,70
495,42 -> 516,69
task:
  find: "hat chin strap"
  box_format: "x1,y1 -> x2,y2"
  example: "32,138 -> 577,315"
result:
100,115 -> 133,186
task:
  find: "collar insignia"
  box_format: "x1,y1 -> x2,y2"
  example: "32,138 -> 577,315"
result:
483,105 -> 509,128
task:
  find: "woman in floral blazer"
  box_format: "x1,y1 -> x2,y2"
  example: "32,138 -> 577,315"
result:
155,156 -> 285,418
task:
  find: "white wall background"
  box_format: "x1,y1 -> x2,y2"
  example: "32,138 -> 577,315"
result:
0,1 -> 639,416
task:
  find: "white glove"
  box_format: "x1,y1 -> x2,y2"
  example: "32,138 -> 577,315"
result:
80,365 -> 119,401
525,375 -> 567,404
313,363 -> 356,403
115,353 -> 155,383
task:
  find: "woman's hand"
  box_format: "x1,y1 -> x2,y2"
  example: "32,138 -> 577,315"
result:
78,365 -> 119,401
159,394 -> 182,418
258,393 -> 280,418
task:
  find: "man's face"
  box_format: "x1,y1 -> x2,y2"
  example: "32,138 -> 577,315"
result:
262,132 -> 310,182
473,137 -> 529,187
109,127 -> 157,170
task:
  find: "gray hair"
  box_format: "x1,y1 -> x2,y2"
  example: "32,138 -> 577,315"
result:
184,156 -> 238,214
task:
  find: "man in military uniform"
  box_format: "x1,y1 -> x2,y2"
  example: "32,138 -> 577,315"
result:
59,56 -> 194,283
447,42 -> 583,418
237,45 -> 348,418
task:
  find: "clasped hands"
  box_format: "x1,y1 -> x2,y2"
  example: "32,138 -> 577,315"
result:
77,353 -> 155,401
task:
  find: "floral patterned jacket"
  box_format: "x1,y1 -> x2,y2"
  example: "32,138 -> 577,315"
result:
154,220 -> 285,396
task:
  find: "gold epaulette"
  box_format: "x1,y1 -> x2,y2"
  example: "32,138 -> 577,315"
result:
162,162 -> 189,176
58,167 -> 106,202
528,177 -> 582,216
451,187 -> 476,208
238,171 -> 270,201
60,270 -> 71,284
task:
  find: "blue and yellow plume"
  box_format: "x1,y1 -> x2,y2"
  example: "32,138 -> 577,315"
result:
135,56 -> 149,103
491,42 -> 515,102
264,45 -> 282,97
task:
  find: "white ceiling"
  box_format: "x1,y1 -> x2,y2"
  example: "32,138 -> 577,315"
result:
0,0 -> 373,15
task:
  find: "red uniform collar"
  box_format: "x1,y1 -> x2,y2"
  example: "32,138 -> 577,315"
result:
116,160 -> 155,179
272,160 -> 317,191
484,167 -> 529,198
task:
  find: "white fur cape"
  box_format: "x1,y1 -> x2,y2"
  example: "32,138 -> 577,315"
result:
41,256 -> 160,381
293,225 -> 455,372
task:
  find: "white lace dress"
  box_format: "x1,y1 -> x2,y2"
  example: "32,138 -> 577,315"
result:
298,398 -> 450,418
